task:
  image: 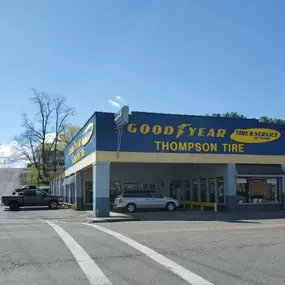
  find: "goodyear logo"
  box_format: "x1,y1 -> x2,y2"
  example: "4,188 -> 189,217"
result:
230,128 -> 280,143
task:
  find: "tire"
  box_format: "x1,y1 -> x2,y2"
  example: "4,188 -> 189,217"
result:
10,202 -> 19,211
49,200 -> 59,210
166,202 -> 175,212
126,203 -> 136,213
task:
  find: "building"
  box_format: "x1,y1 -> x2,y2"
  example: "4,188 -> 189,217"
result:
0,168 -> 31,197
50,107 -> 285,216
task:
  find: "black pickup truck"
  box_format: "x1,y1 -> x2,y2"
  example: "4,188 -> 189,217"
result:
1,190 -> 63,211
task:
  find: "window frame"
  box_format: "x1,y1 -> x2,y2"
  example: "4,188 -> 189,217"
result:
236,175 -> 281,205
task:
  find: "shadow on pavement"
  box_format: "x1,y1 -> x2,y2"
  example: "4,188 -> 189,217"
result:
111,209 -> 285,224
4,206 -> 66,212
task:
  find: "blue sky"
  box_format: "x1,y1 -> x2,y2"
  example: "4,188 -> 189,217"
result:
0,0 -> 285,146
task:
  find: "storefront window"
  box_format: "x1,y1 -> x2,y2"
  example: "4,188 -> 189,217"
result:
122,181 -> 139,189
209,178 -> 215,202
236,177 -> 279,204
160,180 -> 165,194
149,184 -> 156,190
184,180 -> 190,200
192,179 -> 198,201
200,179 -> 207,202
217,177 -> 224,204
142,183 -> 148,189
84,181 -> 93,204
110,181 -> 121,202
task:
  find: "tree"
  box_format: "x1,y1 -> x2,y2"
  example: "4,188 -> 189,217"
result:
11,88 -> 75,185
11,130 -> 41,186
51,97 -> 75,172
58,124 -> 80,149
259,116 -> 285,124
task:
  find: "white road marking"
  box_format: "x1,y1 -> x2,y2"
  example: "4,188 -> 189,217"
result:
84,223 -> 215,285
46,221 -> 113,285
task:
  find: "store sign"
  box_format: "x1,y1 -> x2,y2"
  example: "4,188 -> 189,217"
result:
64,117 -> 96,169
236,178 -> 247,184
96,112 -> 285,156
114,106 -> 129,129
230,128 -> 280,144
267,178 -> 277,185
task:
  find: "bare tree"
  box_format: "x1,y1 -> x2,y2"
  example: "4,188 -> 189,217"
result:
12,88 -> 75,185
11,130 -> 42,186
22,89 -> 55,176
51,97 -> 75,172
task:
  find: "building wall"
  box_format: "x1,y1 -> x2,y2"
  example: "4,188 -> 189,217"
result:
0,168 -> 25,197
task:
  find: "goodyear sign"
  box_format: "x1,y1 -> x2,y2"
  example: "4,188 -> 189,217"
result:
95,112 -> 285,155
64,117 -> 95,169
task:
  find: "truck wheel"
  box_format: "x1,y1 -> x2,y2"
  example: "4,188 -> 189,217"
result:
10,202 -> 19,211
49,201 -> 59,209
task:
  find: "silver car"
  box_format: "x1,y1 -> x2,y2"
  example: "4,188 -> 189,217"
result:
113,189 -> 180,213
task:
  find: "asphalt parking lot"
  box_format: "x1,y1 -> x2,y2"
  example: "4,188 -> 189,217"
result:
1,206 -> 285,285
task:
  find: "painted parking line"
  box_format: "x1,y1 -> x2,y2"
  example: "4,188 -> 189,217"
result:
84,223 -> 215,285
127,223 -> 285,235
46,221 -> 113,285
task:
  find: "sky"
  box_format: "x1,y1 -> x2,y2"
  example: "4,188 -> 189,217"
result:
0,0 -> 285,165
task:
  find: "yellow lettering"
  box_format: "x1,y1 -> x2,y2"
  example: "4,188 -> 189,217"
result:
170,142 -> 178,151
71,149 -> 86,164
198,128 -> 205,136
140,124 -> 150,134
152,125 -> 162,135
164,126 -> 174,135
202,143 -> 209,152
207,128 -> 215,137
154,141 -> 161,150
195,143 -> 201,152
210,143 -> 217,152
217,129 -> 226,137
189,127 -> 196,136
188,142 -> 194,151
162,141 -> 169,151
222,143 -> 229,152
238,144 -> 244,153
179,142 -> 187,151
127,124 -> 137,133
232,144 -> 238,152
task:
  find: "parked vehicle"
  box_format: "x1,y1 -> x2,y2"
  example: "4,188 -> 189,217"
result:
1,190 -> 63,211
113,189 -> 180,213
13,185 -> 50,195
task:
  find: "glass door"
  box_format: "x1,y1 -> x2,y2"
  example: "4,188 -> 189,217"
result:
209,178 -> 215,202
192,179 -> 198,201
184,180 -> 190,200
170,180 -> 182,199
200,179 -> 207,202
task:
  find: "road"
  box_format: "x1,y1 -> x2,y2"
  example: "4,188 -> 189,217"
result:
1,206 -> 285,285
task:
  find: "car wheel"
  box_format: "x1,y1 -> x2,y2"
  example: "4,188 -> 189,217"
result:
10,202 -> 19,211
166,202 -> 175,211
49,201 -> 59,209
126,203 -> 136,213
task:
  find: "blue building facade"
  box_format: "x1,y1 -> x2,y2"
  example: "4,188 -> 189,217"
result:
59,110 -> 285,216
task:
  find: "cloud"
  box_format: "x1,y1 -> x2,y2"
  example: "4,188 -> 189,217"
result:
108,99 -> 120,108
0,143 -> 27,168
116,96 -> 123,101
